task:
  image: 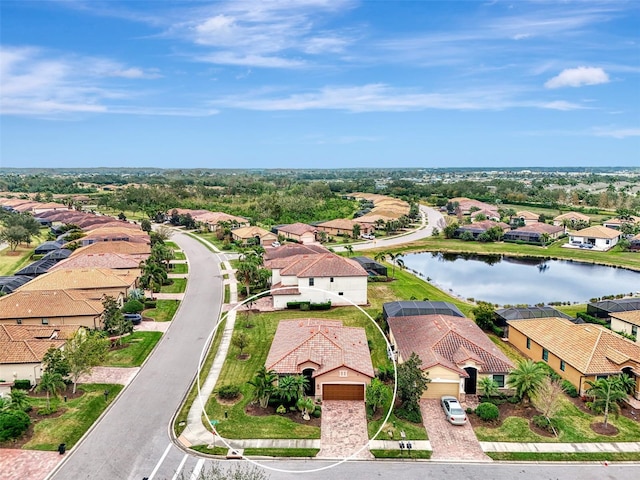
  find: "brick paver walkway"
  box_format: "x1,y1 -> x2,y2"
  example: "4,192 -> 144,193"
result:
318,400 -> 373,459
420,399 -> 491,461
77,366 -> 140,387
0,449 -> 62,480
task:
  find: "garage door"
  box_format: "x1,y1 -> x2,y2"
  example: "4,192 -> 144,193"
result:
323,384 -> 364,401
421,382 -> 459,399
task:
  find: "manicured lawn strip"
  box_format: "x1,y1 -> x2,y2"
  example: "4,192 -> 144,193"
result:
475,396 -> 640,443
555,304 -> 587,318
368,413 -> 428,440
24,384 -> 123,450
173,251 -> 186,260
370,449 -> 432,459
164,241 -> 179,249
190,445 -> 229,455
160,278 -> 187,293
174,319 -> 227,437
193,232 -> 228,251
103,332 -> 162,367
487,452 -> 640,462
144,299 -> 180,322
243,448 -> 320,457
488,335 -> 525,364
171,262 -> 188,274
224,284 -> 230,304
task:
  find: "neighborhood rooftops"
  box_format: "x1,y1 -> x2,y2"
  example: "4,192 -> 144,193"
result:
383,300 -> 465,320
570,225 -> 621,239
611,311 -> 640,328
267,252 -> 368,278
17,267 -> 138,292
0,289 -> 104,320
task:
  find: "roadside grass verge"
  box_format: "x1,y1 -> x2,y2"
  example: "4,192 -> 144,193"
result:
174,319 -> 227,437
370,449 -> 432,459
190,445 -> 229,455
224,284 -> 230,304
24,383 -> 123,450
193,232 -> 228,251
164,241 -> 180,249
368,413 -> 428,440
243,448 -> 319,457
144,299 -> 180,322
475,396 -> 640,443
487,452 -> 640,462
170,262 -> 188,274
103,332 -> 162,367
173,251 -> 186,260
160,278 -> 187,294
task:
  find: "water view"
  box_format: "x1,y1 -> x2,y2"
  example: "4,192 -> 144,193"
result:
402,252 -> 640,306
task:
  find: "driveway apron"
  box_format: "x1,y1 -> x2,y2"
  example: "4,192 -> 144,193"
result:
318,400 -> 373,460
420,399 -> 490,461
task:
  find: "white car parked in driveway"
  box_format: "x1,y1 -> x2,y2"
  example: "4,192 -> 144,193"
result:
441,395 -> 467,425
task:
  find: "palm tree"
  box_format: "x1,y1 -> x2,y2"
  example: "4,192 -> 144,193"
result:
236,260 -> 258,297
586,376 -> 629,427
36,372 -> 66,410
8,389 -> 30,412
373,251 -> 388,264
507,359 -> 547,405
248,367 -> 278,409
344,244 -> 354,257
479,377 -> 500,401
276,375 -> 308,404
388,252 -> 405,279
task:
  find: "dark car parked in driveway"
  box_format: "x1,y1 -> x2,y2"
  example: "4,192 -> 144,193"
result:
123,313 -> 142,325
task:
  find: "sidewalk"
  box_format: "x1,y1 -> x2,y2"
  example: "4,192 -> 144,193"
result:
480,441 -> 640,453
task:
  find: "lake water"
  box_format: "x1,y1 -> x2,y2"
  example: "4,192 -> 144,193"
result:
402,252 -> 640,306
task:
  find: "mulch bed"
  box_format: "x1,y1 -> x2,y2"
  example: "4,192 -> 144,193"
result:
245,403 -> 321,428
591,422 -> 619,436
467,401 -> 539,429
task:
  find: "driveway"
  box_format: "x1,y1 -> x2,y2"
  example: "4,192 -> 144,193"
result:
420,399 -> 490,461
318,400 -> 372,460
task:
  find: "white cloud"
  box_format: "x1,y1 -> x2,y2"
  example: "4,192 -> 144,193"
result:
541,100 -> 587,111
544,66 -> 610,89
593,127 -> 640,139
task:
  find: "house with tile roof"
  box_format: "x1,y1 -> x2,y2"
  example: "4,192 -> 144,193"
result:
568,225 -> 621,251
0,324 -> 79,387
265,319 -> 374,401
265,250 -> 368,309
0,289 -> 104,329
276,223 -> 317,244
387,313 -> 514,400
503,222 -> 564,244
553,211 -> 591,228
630,233 -> 640,252
314,219 -> 373,238
264,243 -> 329,261
470,208 -> 501,222
50,252 -> 142,272
515,211 -> 540,225
78,226 -> 150,246
447,197 -> 496,215
192,211 -> 249,231
610,311 -> 640,345
70,241 -> 151,258
602,216 -> 640,231
507,317 -> 640,399
454,220 -> 510,239
231,226 -> 278,246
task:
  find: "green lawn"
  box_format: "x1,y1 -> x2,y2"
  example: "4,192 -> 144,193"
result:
368,413 -> 428,440
488,452 -> 640,462
243,448 -> 319,457
193,232 -> 229,251
475,396 -> 640,443
24,384 -> 123,450
555,304 -> 587,318
489,335 -> 526,365
370,449 -> 432,459
171,262 -> 188,274
103,332 -> 162,367
164,241 -> 179,249
160,278 -> 187,293
173,251 -> 186,260
144,299 -> 180,322
0,232 -> 47,276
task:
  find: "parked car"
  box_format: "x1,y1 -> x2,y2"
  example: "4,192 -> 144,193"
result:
440,395 -> 467,425
360,234 -> 375,240
123,313 -> 143,325
271,241 -> 281,247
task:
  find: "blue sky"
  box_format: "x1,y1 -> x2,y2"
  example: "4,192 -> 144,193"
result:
1,0 -> 638,169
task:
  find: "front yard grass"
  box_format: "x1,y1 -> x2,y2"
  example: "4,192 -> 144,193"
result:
173,251 -> 186,260
368,413 -> 428,440
144,299 -> 180,322
370,449 -> 432,459
475,396 -> 640,443
488,452 -> 640,462
160,278 -> 187,294
170,262 -> 188,274
24,383 -> 123,450
103,332 -> 162,367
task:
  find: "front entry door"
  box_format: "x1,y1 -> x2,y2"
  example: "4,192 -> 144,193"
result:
464,367 -> 477,394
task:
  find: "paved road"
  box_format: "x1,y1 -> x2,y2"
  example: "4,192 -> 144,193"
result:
50,231 -> 225,480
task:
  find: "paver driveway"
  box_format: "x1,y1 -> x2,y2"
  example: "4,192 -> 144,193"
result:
318,400 -> 373,459
0,449 -> 62,480
420,399 -> 490,461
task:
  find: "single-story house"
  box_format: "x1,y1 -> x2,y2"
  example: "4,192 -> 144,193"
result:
34,241 -> 64,255
314,219 -> 374,237
630,234 -> 640,252
503,222 -> 564,244
587,298 -> 640,319
553,211 -> 591,227
78,226 -> 150,246
264,243 -> 329,261
471,208 -> 501,222
610,311 -> 640,344
70,240 -> 151,258
266,251 -> 368,309
352,256 -> 388,277
454,220 -> 510,239
447,197 -> 496,215
388,314 -> 514,400
602,216 -> 640,231
382,301 -> 464,322
50,253 -> 142,272
495,306 -> 579,331
231,226 -> 278,246
192,211 -> 249,231
265,319 -> 374,401
0,289 -> 104,329
515,211 -> 540,225
276,223 -> 317,244
507,317 -> 640,400
568,225 -> 621,251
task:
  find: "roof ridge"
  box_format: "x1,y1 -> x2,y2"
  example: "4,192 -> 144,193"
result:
584,326 -> 603,372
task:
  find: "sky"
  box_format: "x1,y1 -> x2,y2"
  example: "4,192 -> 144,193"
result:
1,0 -> 639,169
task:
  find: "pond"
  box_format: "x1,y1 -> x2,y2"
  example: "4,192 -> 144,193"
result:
402,252 -> 640,306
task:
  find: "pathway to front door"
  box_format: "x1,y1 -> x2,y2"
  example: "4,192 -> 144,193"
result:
317,400 -> 373,459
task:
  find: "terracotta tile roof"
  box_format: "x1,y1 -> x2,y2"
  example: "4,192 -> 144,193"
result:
71,241 -> 151,257
554,211 -> 591,222
448,197 -> 495,213
388,314 -> 514,375
50,253 -> 141,271
168,208 -> 210,216
193,211 -> 248,225
460,220 -> 510,231
356,214 -> 396,224
471,208 -> 500,218
507,317 -> 640,374
264,243 -> 328,261
0,339 -> 65,364
17,268 -> 137,292
517,211 -> 539,220
570,225 -> 621,239
510,222 -> 564,235
231,226 -> 273,239
277,223 -> 316,236
270,283 -> 301,295
265,319 -> 374,378
610,311 -> 640,327
83,226 -> 147,237
12,202 -> 41,212
0,289 -> 104,319
0,324 -> 79,341
316,219 -> 363,230
267,253 -> 367,278
81,221 -> 140,231
604,216 -> 640,226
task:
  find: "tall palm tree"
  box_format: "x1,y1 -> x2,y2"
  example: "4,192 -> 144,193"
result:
36,372 -> 66,410
236,260 -> 258,297
248,367 -> 278,408
388,252 -> 405,279
507,359 -> 547,405
344,244 -> 354,257
586,376 -> 629,427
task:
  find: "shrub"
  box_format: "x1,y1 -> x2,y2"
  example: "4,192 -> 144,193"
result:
395,407 -> 422,424
465,407 -> 474,414
144,299 -> 157,309
217,384 -> 241,400
532,414 -> 556,432
309,301 -> 331,311
276,405 -> 287,415
561,380 -> 579,398
300,302 -> 310,311
507,395 -> 520,404
312,408 -> 321,418
13,380 -> 31,390
0,410 -> 30,441
475,402 -> 499,421
122,299 -> 144,314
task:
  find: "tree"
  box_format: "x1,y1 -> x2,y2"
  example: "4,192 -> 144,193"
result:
248,366 -> 277,408
65,329 -> 109,394
472,301 -> 496,331
42,347 -> 70,379
36,372 -> 66,409
532,377 -> 564,436
140,218 -> 152,233
388,252 -> 404,279
102,295 -> 133,341
507,359 -> 547,405
0,225 -> 28,251
373,251 -> 388,265
479,377 -> 500,401
365,378 -> 392,416
8,389 -> 30,412
443,222 -> 459,239
231,331 -> 250,358
397,352 -> 430,414
297,396 -> 316,420
586,375 -> 630,427
276,375 -> 308,404
344,244 -> 354,257
352,223 -> 361,239
236,260 -> 258,297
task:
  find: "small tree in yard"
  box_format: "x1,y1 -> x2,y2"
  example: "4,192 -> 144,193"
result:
397,353 -> 430,415
102,296 -> 133,342
297,397 -> 316,420
366,378 -> 392,417
36,372 -> 66,410
479,377 -> 500,401
507,359 -> 547,405
532,377 -> 564,436
65,329 -> 109,394
472,302 -> 496,331
8,389 -> 30,412
586,375 -> 631,427
42,347 -> 70,379
248,366 -> 277,409
231,331 -> 250,358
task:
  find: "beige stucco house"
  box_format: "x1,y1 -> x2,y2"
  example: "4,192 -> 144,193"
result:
568,225 -> 621,251
276,223 -> 317,244
231,226 -> 277,246
610,311 -> 640,344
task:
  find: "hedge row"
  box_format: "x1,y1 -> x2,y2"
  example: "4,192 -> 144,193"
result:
286,301 -> 332,311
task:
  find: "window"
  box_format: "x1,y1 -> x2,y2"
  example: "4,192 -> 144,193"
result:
526,338 -> 531,349
596,375 -> 608,380
309,278 -> 314,286
560,360 -> 566,371
633,326 -> 638,337
339,370 -> 348,377
42,318 -> 49,325
542,348 -> 549,362
16,319 -> 22,325
330,277 -> 334,283
338,292 -> 344,296
492,375 -> 505,388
